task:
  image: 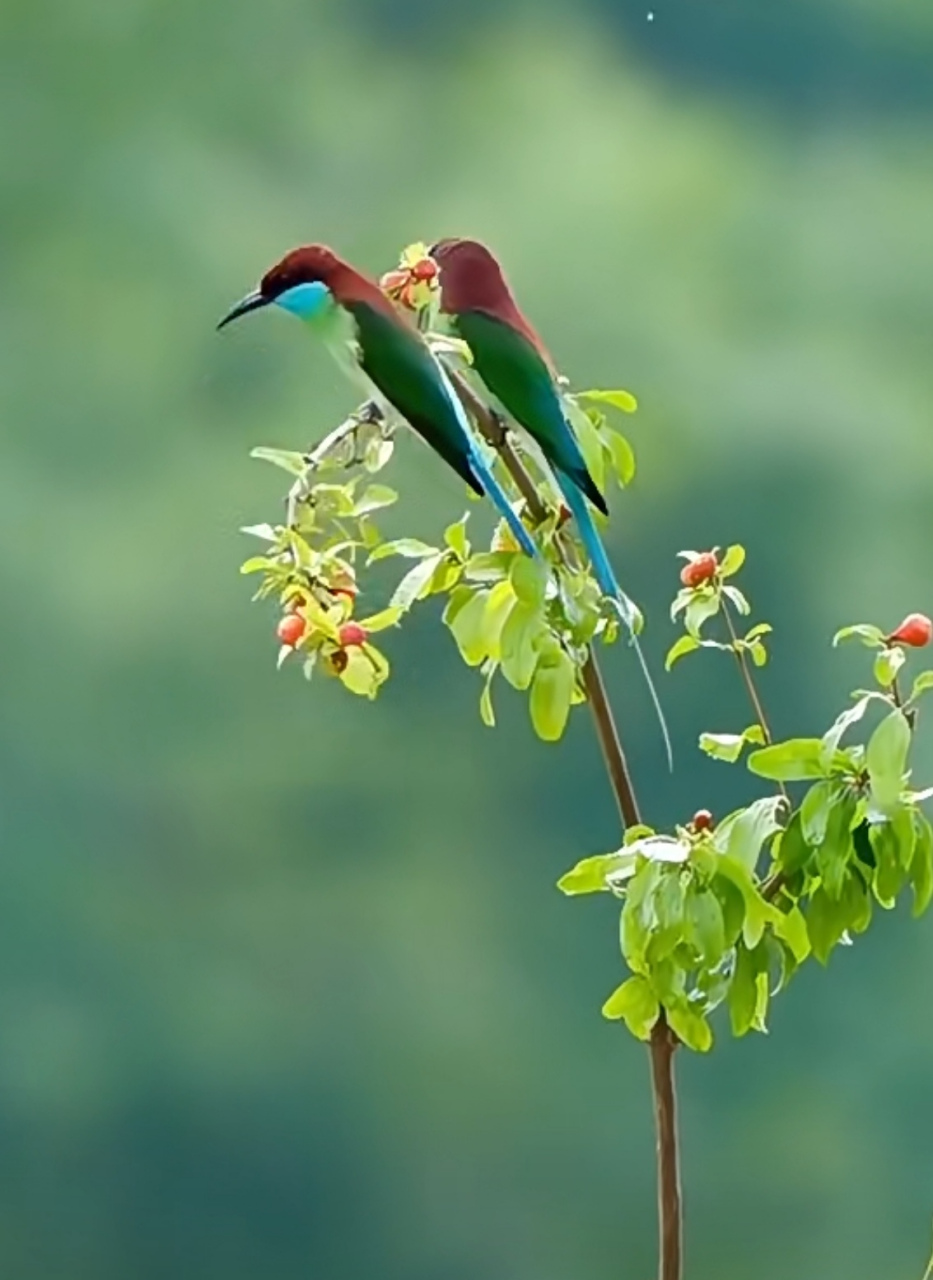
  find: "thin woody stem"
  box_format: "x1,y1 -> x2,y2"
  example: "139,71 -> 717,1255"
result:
720,596 -> 789,807
447,366 -> 682,1280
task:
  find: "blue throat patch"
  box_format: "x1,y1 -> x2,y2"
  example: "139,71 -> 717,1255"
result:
274,281 -> 333,320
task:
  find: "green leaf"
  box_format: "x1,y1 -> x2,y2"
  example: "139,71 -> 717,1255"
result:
250,446 -> 308,477
729,942 -> 762,1036
774,810 -> 811,876
870,820 -> 907,907
358,606 -> 402,633
462,551 -> 511,583
910,671 -> 933,702
240,555 -> 276,575
627,835 -> 691,864
601,976 -> 659,1040
800,780 -> 838,846
685,888 -> 726,965
708,874 -> 744,945
748,739 -> 829,782
832,623 -> 886,649
666,1002 -> 713,1053
557,852 -> 636,896
722,584 -> 751,615
603,429 -> 636,488
874,646 -> 905,689
499,602 -> 544,691
579,388 -> 639,414
564,401 -> 606,495
444,515 -> 470,560
910,812 -> 933,917
482,580 -> 518,661
665,635 -> 700,670
815,790 -> 857,899
806,886 -> 848,964
367,538 -> 438,564
449,589 -> 492,668
773,906 -> 810,963
719,545 -> 746,578
353,483 -> 398,515
442,584 -> 475,630
391,553 -> 444,611
479,661 -> 497,727
241,522 -> 279,542
820,696 -> 871,767
866,709 -> 911,813
748,640 -> 768,668
684,592 -> 721,638
529,649 -> 576,742
699,725 -> 766,763
648,872 -> 686,960
713,796 -> 786,873
509,555 -> 548,609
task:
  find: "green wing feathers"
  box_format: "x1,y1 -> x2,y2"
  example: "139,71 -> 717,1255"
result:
348,302 -> 483,495
454,310 -> 607,515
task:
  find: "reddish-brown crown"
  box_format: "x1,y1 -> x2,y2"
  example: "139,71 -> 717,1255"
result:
260,244 -> 391,312
430,238 -> 554,367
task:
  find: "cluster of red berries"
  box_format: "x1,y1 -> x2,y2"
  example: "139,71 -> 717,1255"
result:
379,257 -> 438,310
275,579 -> 370,675
680,551 -> 719,589
888,613 -> 932,648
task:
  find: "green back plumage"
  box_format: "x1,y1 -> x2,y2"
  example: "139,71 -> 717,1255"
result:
454,310 -> 606,513
346,301 -> 482,495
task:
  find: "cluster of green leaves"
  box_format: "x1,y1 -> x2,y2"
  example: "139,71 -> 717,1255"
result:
239,247 -> 647,739
560,547 -> 933,1052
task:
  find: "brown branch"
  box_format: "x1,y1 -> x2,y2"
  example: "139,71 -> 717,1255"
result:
580,655 -> 641,829
721,597 -> 789,807
447,366 -> 682,1280
650,1019 -> 683,1280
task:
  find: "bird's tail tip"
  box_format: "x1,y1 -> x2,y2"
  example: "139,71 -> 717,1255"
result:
608,596 -> 674,773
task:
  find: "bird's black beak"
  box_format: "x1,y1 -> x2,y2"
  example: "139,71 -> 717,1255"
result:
216,289 -> 269,331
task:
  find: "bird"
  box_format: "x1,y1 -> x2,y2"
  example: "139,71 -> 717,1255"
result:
429,238 -> 634,616
217,244 -> 538,559
429,237 -> 670,757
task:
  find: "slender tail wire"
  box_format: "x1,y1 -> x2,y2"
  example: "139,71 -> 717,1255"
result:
560,479 -> 673,769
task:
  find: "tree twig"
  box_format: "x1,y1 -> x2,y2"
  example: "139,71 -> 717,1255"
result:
650,1018 -> 683,1280
721,596 -> 789,806
447,367 -> 683,1280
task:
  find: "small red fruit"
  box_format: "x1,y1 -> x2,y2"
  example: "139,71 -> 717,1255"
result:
889,613 -> 932,648
277,614 -> 306,647
692,809 -> 714,832
411,257 -> 438,282
680,552 -> 718,589
338,622 -> 368,647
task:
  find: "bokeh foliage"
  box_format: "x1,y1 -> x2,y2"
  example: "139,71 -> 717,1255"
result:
2,0 -> 933,1278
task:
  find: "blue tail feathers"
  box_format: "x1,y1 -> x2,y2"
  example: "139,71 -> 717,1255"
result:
559,477 -> 673,769
467,445 -> 541,560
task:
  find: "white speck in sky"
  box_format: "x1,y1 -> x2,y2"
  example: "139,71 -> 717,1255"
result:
647,10 -> 655,19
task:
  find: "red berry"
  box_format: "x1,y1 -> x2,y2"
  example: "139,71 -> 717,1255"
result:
692,809 -> 714,832
411,257 -> 438,282
680,552 -> 718,589
277,614 -> 306,647
338,622 -> 368,647
889,613 -> 932,648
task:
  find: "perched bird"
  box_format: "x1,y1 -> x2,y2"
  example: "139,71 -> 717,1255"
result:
430,237 -> 669,754
429,239 -> 631,613
217,244 -> 538,559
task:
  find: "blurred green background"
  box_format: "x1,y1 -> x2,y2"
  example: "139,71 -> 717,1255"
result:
2,0 -> 933,1275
